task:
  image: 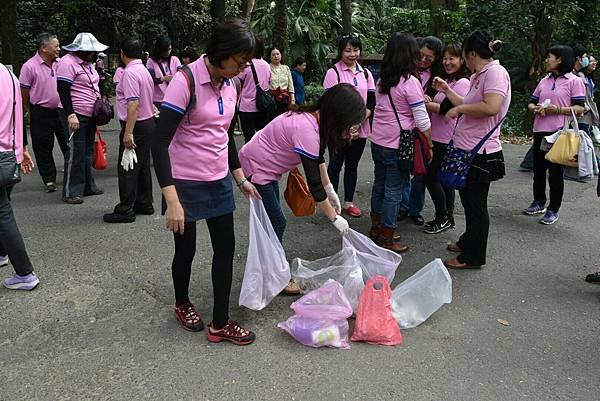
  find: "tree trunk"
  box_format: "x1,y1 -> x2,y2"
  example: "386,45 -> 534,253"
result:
210,0 -> 226,25
341,0 -> 353,33
0,0 -> 18,72
430,0 -> 447,38
273,0 -> 288,58
522,0 -> 557,135
241,0 -> 255,20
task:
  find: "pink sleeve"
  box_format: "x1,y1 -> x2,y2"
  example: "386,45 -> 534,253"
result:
405,77 -> 426,107
56,60 -> 76,83
292,118 -> 320,159
483,66 -> 510,98
322,68 -> 338,90
123,71 -> 140,102
172,57 -> 182,73
531,78 -> 543,100
454,78 -> 470,97
18,63 -> 33,88
146,59 -> 157,75
571,76 -> 586,99
161,72 -> 190,115
367,69 -> 376,91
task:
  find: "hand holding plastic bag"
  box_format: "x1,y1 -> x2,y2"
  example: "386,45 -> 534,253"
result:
351,275 -> 402,346
324,183 -> 341,213
239,197 -> 291,310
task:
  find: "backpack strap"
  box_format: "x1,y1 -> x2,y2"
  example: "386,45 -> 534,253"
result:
180,65 -> 196,113
332,65 -> 340,83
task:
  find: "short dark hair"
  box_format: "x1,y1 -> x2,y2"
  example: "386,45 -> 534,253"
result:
205,18 -> 255,68
152,35 -> 172,60
572,44 -> 588,59
268,47 -> 284,64
291,83 -> 365,157
548,45 -> 576,75
254,35 -> 265,59
421,35 -> 444,95
294,56 -> 305,67
120,37 -> 142,59
180,46 -> 199,62
337,32 -> 362,61
379,32 -> 420,94
463,30 -> 503,59
36,33 -> 57,50
441,43 -> 470,80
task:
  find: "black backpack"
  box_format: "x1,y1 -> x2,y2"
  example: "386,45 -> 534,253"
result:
180,65 -> 196,113
250,61 -> 276,115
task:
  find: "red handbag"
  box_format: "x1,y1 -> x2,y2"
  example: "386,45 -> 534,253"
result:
92,130 -> 108,170
412,132 -> 431,176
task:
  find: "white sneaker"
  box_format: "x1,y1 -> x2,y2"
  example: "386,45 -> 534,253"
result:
0,255 -> 8,268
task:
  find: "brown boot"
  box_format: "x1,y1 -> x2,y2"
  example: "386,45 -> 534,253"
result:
376,226 -> 409,253
369,212 -> 382,241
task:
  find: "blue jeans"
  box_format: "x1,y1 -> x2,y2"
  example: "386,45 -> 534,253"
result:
407,175 -> 426,216
328,138 -> 367,202
370,143 -> 410,229
254,181 -> 286,243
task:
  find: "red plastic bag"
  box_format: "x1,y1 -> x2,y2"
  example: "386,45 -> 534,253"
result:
412,131 -> 431,176
93,130 -> 108,170
351,275 -> 402,346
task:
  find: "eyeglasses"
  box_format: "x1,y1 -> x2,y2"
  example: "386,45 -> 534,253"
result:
341,32 -> 359,40
420,55 -> 435,62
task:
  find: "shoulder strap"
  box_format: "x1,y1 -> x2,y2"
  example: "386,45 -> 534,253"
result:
156,57 -> 168,78
180,65 -> 196,113
387,92 -> 404,131
364,67 -> 369,81
80,64 -> 101,98
332,65 -> 340,84
250,61 -> 260,86
4,65 -> 16,151
471,114 -> 507,154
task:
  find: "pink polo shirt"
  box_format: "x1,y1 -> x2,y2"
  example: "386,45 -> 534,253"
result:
161,55 -> 236,182
238,58 -> 271,113
56,53 -> 99,117
115,68 -> 126,122
19,52 -> 61,109
371,75 -> 425,149
453,60 -> 511,154
119,59 -> 154,122
323,61 -> 375,138
531,72 -> 586,132
430,77 -> 470,144
238,112 -> 320,185
420,68 -> 431,90
113,67 -> 124,87
146,56 -> 182,104
0,64 -> 24,163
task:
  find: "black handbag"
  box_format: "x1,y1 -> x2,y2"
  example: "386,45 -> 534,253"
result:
0,64 -> 22,188
82,65 -> 114,126
250,62 -> 276,115
388,93 -> 415,171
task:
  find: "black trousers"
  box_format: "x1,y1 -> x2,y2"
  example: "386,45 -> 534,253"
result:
59,110 -> 99,198
457,181 -> 490,266
172,213 -> 235,328
29,105 -> 69,184
533,131 -> 564,212
0,186 -> 33,276
239,111 -> 268,143
423,141 -> 455,219
114,119 -> 155,214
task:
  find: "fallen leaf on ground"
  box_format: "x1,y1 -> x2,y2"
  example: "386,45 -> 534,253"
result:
497,319 -> 510,326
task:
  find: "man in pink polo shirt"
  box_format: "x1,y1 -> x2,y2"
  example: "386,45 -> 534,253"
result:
0,62 -> 40,291
104,38 -> 156,223
56,32 -> 108,204
19,33 -> 68,193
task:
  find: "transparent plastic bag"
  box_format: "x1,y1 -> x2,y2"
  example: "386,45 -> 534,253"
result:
351,276 -> 403,346
277,315 -> 350,349
239,197 -> 291,310
291,279 -> 353,320
391,259 -> 452,329
292,248 -> 364,312
342,229 -> 401,282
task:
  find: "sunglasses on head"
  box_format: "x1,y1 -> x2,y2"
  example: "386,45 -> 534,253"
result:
341,32 -> 359,40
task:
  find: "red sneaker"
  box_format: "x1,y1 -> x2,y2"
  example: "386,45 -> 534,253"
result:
174,302 -> 204,332
343,204 -> 362,217
207,320 -> 256,345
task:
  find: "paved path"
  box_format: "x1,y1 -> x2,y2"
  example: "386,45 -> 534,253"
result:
1,134 -> 599,401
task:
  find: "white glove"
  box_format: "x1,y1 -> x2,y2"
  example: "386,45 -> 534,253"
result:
153,105 -> 160,118
324,183 -> 341,214
332,215 -> 349,235
121,148 -> 138,172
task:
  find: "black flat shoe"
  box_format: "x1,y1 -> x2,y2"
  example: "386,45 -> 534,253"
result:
103,211 -> 136,223
84,188 -> 104,196
133,206 -> 155,215
585,272 -> 600,283
410,214 -> 425,226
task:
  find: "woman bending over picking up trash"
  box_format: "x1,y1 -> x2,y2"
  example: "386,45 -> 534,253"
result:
238,83 -> 366,294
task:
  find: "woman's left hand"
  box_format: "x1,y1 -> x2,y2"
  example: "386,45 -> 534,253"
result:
21,147 -> 35,174
446,106 -> 461,119
240,180 -> 261,199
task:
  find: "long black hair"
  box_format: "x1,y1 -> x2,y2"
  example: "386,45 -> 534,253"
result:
291,83 -> 365,156
151,35 -> 172,62
379,33 -> 420,95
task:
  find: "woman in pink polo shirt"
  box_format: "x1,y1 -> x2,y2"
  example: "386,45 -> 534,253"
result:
442,31 -> 511,270
146,35 -> 181,108
369,32 -> 432,254
152,19 -> 259,345
322,33 -> 375,218
422,43 -> 470,234
524,45 -> 585,224
238,84 -> 362,294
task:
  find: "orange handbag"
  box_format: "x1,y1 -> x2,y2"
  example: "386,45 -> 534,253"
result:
284,168 -> 316,216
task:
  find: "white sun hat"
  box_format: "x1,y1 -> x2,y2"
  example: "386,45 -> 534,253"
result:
62,33 -> 109,52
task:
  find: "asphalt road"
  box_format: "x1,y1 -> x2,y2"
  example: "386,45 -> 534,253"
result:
1,132 -> 599,401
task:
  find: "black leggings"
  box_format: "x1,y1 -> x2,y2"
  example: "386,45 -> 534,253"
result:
172,213 -> 235,328
423,141 -> 455,219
